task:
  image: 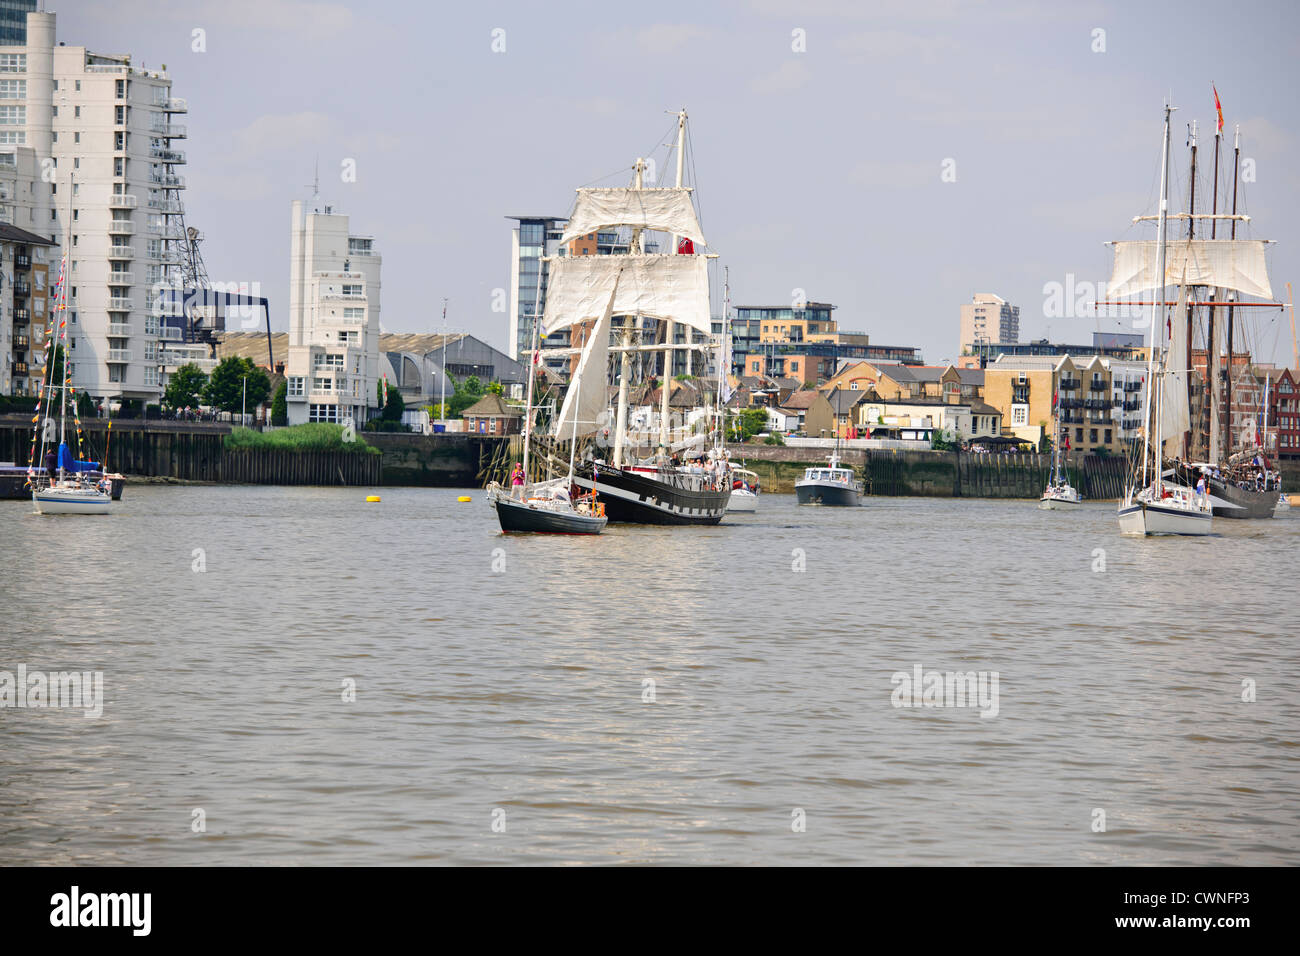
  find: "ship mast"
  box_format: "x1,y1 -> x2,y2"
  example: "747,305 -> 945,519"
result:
1225,126 -> 1241,449
1184,121 -> 1197,459
659,108 -> 687,463
1207,118 -> 1222,462
1142,103 -> 1174,492
611,158 -> 646,469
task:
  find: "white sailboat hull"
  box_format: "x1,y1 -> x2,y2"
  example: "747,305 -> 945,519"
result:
1038,496 -> 1082,510
1117,497 -> 1212,536
33,486 -> 113,515
726,489 -> 758,512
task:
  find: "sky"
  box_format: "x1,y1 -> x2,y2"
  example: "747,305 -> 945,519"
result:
55,0 -> 1300,368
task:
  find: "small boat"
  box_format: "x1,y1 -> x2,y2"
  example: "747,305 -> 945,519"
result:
1039,482 -> 1082,510
491,479 -> 607,534
1039,385 -> 1081,509
795,451 -> 863,506
1275,496 -> 1290,513
33,477 -> 112,515
1118,483 -> 1212,535
727,467 -> 760,513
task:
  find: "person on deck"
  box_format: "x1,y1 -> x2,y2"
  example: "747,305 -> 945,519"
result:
1195,473 -> 1207,505
509,462 -> 525,499
43,448 -> 57,485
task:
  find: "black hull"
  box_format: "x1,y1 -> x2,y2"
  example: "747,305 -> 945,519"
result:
795,482 -> 861,506
1208,479 -> 1279,519
493,496 -> 606,534
573,463 -> 729,525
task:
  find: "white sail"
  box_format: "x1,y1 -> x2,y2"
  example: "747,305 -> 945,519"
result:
1160,275 -> 1191,456
559,187 -> 705,247
542,254 -> 712,335
1109,238 -> 1272,299
551,286 -> 613,438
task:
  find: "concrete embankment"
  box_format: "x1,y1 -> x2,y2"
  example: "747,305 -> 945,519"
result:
725,443 -> 1135,499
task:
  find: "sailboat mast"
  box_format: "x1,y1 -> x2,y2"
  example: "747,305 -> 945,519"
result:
1208,124 -> 1222,461
1143,103 -> 1174,491
1225,126 -> 1241,449
612,158 -> 646,469
659,109 -> 687,462
522,234 -> 547,484
1184,121 -> 1197,459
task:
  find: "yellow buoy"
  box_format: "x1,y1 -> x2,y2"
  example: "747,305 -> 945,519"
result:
366,495 -> 381,502
458,495 -> 472,502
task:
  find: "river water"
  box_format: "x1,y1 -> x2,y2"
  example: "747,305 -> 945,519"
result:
1,485 -> 1297,865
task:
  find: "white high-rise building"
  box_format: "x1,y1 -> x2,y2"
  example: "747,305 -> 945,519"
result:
284,199 -> 381,426
2,10 -> 189,405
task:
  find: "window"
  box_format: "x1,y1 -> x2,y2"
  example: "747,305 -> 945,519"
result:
1089,429 -> 1098,443
337,330 -> 357,344
308,404 -> 339,423
343,307 -> 363,322
0,54 -> 25,73
0,79 -> 25,99
0,105 -> 24,125
287,377 -> 304,397
1104,429 -> 1112,444
342,284 -> 362,297
313,377 -> 332,391
1075,428 -> 1083,442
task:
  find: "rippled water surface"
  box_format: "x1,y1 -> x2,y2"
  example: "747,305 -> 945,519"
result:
1,485 -> 1298,865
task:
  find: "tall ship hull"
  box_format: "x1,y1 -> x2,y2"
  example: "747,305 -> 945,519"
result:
573,463 -> 728,525
1206,477 -> 1280,519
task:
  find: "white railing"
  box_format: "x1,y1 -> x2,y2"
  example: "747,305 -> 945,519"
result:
109,194 -> 138,208
106,350 -> 131,362
108,221 -> 134,234
108,272 -> 133,284
164,97 -> 188,111
782,436 -> 931,451
107,323 -> 132,336
110,246 -> 136,258
107,297 -> 134,311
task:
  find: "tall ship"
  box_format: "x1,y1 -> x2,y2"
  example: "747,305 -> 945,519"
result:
539,110 -> 731,524
1115,102 -> 1212,536
1108,93 -> 1282,519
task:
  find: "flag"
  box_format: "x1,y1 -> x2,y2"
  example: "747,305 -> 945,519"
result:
1213,85 -> 1224,137
676,237 -> 694,255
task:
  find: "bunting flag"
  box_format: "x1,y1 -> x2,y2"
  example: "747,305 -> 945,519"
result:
1213,85 -> 1224,137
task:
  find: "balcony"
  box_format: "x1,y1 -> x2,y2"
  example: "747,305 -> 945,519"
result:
150,147 -> 186,164
109,220 -> 134,235
110,246 -> 136,259
13,336 -> 28,349
13,280 -> 29,296
163,97 -> 188,112
106,350 -> 131,363
108,271 -> 134,285
1059,378 -> 1081,391
14,253 -> 30,268
1124,381 -> 1141,392
149,173 -> 186,189
108,297 -> 134,311
13,309 -> 28,323
109,194 -> 138,209
148,197 -> 183,214
14,362 -> 28,376
107,323 -> 132,336
152,123 -> 187,138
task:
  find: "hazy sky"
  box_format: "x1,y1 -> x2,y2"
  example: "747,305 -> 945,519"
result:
58,0 -> 1300,368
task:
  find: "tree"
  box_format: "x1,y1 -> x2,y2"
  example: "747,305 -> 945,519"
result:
203,356 -> 271,415
270,380 -> 288,426
446,374 -> 486,417
163,363 -> 209,410
931,427 -> 959,451
738,407 -> 768,441
381,382 -> 405,421
486,381 -> 504,395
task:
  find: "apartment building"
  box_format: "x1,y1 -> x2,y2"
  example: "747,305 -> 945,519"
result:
1,10 -> 190,405
984,354 -> 1150,454
283,199 -> 381,426
959,293 -> 1019,355
0,220 -> 51,394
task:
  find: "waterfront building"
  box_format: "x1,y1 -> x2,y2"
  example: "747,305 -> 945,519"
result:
0,1 -> 36,46
984,354 -> 1152,454
284,199 -> 381,426
853,397 -> 1003,444
461,392 -> 522,435
2,10 -> 191,405
1271,368 -> 1299,460
730,305 -> 920,384
962,333 -> 1143,369
0,220 -> 51,395
506,215 -> 567,366
959,293 -> 1019,355
804,388 -> 872,439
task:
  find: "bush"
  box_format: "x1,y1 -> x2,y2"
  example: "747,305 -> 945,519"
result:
381,382 -> 405,422
763,432 -> 785,445
270,381 -> 288,427
0,395 -> 39,414
145,403 -> 162,420
118,399 -> 144,419
362,419 -> 409,433
223,423 -> 379,454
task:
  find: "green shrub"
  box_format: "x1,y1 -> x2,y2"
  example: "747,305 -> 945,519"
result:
223,423 -> 379,454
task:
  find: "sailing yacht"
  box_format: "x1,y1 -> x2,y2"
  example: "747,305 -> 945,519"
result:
1115,103 -> 1211,536
726,467 -> 761,513
1039,389 -> 1081,509
541,110 -> 732,524
31,178 -> 113,516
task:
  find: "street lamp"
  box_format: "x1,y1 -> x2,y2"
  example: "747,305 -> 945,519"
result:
241,374 -> 247,427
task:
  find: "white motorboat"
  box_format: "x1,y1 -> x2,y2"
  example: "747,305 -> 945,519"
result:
727,467 -> 760,513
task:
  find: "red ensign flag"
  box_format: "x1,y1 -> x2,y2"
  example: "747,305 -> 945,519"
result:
1214,85 -> 1224,136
